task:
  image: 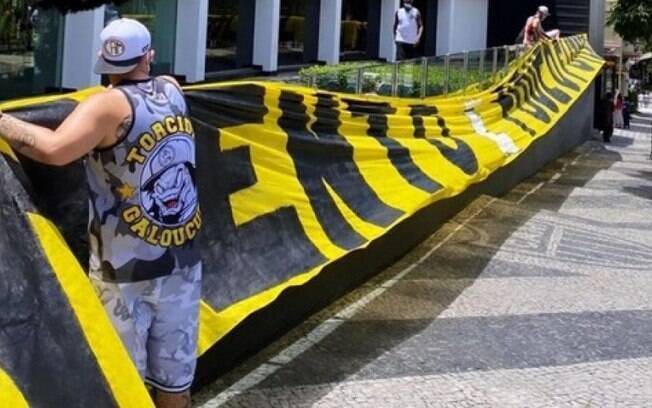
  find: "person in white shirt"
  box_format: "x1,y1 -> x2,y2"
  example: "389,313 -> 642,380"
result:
394,0 -> 423,60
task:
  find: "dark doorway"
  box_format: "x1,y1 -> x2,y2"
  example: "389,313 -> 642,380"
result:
341,0 -> 381,61
278,0 -> 320,66
411,0 -> 437,57
205,0 -> 255,73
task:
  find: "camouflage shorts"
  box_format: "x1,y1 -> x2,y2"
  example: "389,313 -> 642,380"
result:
90,262 -> 202,393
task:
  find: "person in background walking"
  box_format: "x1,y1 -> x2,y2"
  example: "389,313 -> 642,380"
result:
623,99 -> 631,129
394,0 -> 423,61
614,92 -> 625,129
602,92 -> 614,143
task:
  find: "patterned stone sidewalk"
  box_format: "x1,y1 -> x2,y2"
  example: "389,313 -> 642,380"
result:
195,113 -> 652,408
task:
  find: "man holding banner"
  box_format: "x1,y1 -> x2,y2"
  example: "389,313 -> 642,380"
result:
523,5 -> 561,48
0,18 -> 201,408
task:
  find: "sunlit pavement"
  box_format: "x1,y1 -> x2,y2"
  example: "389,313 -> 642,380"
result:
195,112 -> 652,408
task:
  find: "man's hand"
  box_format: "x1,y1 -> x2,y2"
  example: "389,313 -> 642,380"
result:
416,12 -> 424,47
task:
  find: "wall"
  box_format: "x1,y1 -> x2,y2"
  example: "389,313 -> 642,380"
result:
379,0 -> 399,61
174,0 -> 208,82
318,0 -> 342,63
590,0 -> 606,53
253,0 -> 280,71
437,0 -> 488,54
62,8 -> 103,89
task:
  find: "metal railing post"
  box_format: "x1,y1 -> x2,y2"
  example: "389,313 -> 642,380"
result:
300,37 -> 554,96
391,62 -> 399,97
462,51 -> 469,92
443,54 -> 450,95
356,68 -> 363,94
479,51 -> 485,78
420,57 -> 428,98
504,45 -> 510,70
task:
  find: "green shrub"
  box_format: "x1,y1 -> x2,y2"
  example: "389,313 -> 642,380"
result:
297,59 -> 499,97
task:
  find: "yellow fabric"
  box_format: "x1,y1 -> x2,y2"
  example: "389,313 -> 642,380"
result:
0,367 -> 28,408
0,138 -> 15,161
27,213 -> 154,408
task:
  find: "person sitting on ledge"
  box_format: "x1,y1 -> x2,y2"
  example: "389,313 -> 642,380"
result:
523,5 -> 560,48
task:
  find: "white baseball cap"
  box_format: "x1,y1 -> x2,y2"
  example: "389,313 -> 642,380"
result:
538,5 -> 550,17
94,18 -> 152,75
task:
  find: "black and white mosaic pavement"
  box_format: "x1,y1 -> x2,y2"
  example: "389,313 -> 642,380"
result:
195,112 -> 652,407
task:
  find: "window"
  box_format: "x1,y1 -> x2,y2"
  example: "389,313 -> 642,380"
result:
340,0 -> 370,61
279,0 -> 306,66
106,0 -> 177,75
0,2 -> 65,100
206,0 -> 240,71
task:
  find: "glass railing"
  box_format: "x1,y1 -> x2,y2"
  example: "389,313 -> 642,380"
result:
296,36 -> 587,98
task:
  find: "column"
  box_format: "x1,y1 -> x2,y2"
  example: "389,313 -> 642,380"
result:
175,0 -> 208,82
61,7 -> 104,90
378,0 -> 399,61
304,0 -> 322,62
318,0 -> 342,64
437,0 -> 488,55
588,0 -> 605,53
588,0 -> 606,129
253,0 -> 280,72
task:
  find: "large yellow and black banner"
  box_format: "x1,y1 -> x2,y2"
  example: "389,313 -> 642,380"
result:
190,35 -> 603,354
0,35 -> 602,406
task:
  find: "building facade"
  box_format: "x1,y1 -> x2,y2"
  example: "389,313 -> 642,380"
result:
603,0 -> 639,95
0,0 -> 605,101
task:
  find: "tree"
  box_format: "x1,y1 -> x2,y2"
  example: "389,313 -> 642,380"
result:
607,0 -> 652,50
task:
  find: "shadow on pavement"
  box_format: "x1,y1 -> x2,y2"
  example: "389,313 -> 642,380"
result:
213,138 -> 626,407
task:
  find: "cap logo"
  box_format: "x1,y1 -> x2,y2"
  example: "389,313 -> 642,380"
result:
104,39 -> 125,58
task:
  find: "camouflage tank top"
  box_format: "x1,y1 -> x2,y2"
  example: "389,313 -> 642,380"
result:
86,77 -> 201,283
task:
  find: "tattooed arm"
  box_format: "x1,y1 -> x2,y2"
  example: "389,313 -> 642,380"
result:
0,89 -> 131,166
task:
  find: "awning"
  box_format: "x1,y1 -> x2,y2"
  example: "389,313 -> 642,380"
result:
633,52 -> 652,65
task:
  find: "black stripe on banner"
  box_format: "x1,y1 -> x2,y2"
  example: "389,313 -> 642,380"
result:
342,98 -> 442,194
408,105 -> 479,176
